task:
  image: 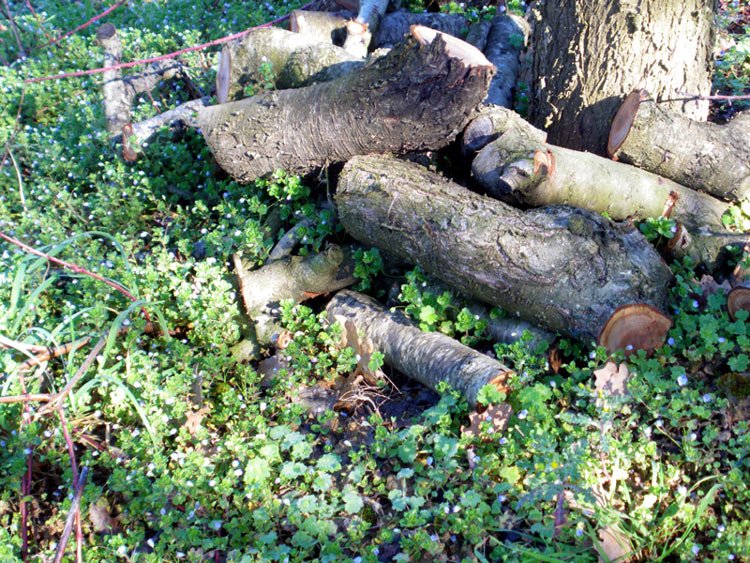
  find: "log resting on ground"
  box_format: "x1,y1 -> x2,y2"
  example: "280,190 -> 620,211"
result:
337,155 -> 673,349
235,245 -> 357,346
327,290 -> 514,405
373,11 -> 468,47
199,27 -> 494,183
462,105 -> 546,153
289,9 -> 353,45
343,0 -> 389,57
608,91 -> 750,202
472,123 -> 730,231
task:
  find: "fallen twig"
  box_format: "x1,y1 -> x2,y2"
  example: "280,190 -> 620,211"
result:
52,466 -> 89,563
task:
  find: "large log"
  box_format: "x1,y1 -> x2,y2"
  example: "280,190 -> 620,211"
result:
337,155 -> 673,349
608,91 -> 750,202
471,125 -> 730,232
199,26 -> 493,183
327,290 -> 514,406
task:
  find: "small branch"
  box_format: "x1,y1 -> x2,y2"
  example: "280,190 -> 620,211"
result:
1,0 -> 27,58
0,334 -> 50,354
675,90 -> 750,102
52,467 -> 88,563
0,231 -> 150,322
24,1 -> 316,84
18,336 -> 93,373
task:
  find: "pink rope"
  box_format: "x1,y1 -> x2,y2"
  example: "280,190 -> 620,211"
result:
25,1 -> 315,84
40,0 -> 128,49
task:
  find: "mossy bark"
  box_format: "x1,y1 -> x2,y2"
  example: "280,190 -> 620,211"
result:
610,101 -> 750,202
471,127 -> 730,231
337,155 -> 673,343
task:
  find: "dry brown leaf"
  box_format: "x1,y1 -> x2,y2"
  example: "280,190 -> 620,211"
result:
184,406 -> 209,436
594,362 -> 629,397
89,497 -> 119,533
461,402 -> 513,439
341,319 -> 385,384
596,525 -> 633,562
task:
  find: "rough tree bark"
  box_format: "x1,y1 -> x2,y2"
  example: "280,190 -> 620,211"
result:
608,91 -> 750,201
525,0 -> 716,154
337,155 -> 673,348
327,290 -> 514,406
471,124 -> 730,231
199,27 -> 494,183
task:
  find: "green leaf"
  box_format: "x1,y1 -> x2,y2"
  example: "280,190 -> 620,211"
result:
317,453 -> 342,473
342,486 -> 364,514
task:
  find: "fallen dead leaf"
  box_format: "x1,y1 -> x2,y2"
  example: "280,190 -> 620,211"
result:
596,525 -> 633,562
594,362 -> 629,397
184,406 -> 209,436
461,402 -> 513,439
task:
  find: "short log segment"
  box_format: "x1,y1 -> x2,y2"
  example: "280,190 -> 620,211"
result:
337,155 -> 674,347
608,93 -> 750,202
373,12 -> 468,47
472,126 -> 730,231
327,290 -> 514,405
199,27 -> 494,183
462,105 -> 546,153
236,245 -> 357,346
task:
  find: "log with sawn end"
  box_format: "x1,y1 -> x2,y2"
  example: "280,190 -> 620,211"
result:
199,26 -> 494,183
327,290 -> 514,406
337,155 -> 673,350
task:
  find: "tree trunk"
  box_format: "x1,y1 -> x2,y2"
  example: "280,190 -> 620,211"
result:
471,125 -> 730,231
327,290 -> 514,406
337,154 -> 673,347
608,92 -> 750,202
199,27 -> 493,183
526,0 -> 715,154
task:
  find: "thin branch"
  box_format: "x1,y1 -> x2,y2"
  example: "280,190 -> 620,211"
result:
1,0 -> 27,58
52,466 -> 88,563
24,1 -> 316,84
0,334 -> 49,354
674,90 -> 750,102
17,336 -> 93,373
0,231 -> 150,322
40,0 -> 127,49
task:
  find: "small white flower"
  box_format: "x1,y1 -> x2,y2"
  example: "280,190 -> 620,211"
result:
517,410 -> 528,420
677,374 -> 688,386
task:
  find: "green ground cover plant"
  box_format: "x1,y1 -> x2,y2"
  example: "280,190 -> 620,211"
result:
1,0 -> 749,561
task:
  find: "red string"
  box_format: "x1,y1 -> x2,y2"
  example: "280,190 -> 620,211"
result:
24,1 -> 315,84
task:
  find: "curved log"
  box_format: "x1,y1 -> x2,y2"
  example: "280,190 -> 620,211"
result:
199,27 -> 494,183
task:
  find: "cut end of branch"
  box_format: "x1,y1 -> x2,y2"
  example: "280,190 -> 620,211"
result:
487,369 -> 515,395
598,303 -> 672,354
607,89 -> 646,159
410,25 -> 492,68
96,23 -> 117,41
727,283 -> 750,321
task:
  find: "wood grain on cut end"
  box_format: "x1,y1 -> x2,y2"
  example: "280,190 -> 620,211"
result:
607,89 -> 645,159
727,283 -> 750,321
598,303 -> 672,354
410,25 -> 492,67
